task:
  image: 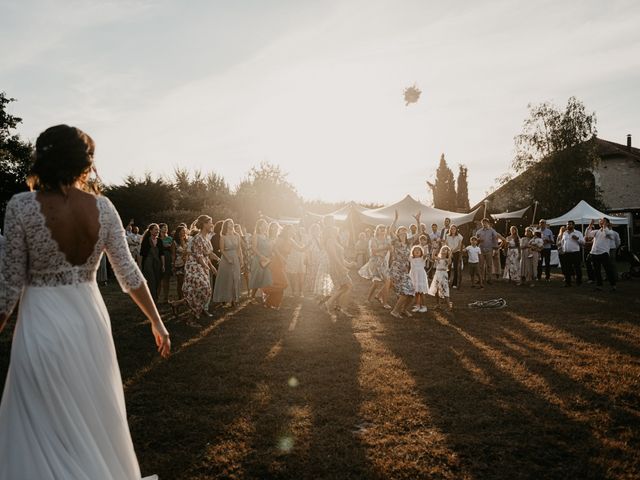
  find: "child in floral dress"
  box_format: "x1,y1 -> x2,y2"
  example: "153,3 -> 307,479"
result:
428,245 -> 453,310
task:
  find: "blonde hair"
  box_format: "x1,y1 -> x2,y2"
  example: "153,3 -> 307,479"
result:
268,221 -> 281,239
438,245 -> 452,259
254,219 -> 268,235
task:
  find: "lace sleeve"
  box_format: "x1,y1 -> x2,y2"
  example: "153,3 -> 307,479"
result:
100,197 -> 146,292
0,197 -> 28,317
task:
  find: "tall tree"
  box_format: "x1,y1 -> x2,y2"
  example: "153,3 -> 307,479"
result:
427,154 -> 457,210
0,92 -> 32,225
233,162 -> 302,227
510,96 -> 602,217
456,165 -> 470,211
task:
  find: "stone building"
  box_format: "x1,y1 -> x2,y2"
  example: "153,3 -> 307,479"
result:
473,136 -> 640,249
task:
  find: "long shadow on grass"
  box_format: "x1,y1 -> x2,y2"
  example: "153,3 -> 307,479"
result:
473,318 -> 639,478
126,297 -> 371,480
379,310 -> 609,480
238,301 -> 371,479
531,313 -> 640,359
125,301 -> 290,479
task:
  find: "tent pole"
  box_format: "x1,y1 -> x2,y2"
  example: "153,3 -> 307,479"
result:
532,201 -> 539,227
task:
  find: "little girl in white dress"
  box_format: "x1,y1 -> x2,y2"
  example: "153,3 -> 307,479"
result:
428,245 -> 453,310
409,245 -> 428,313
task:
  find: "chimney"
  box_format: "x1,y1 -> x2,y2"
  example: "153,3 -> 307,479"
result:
628,134 -> 632,150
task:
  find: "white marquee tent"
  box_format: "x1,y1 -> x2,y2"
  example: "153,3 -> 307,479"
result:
359,195 -> 480,228
490,205 -> 531,220
545,200 -> 628,226
265,196 -> 480,230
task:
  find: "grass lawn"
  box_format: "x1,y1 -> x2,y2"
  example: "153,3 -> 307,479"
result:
2,272 -> 640,479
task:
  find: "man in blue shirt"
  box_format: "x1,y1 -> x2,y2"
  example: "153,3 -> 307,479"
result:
475,218 -> 498,285
536,219 -> 554,281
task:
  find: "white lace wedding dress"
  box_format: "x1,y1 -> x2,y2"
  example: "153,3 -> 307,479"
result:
0,192 -> 157,480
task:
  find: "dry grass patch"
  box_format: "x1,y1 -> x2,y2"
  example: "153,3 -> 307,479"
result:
1,274 -> 639,479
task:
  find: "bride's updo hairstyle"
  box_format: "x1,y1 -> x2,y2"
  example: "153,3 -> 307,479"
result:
28,124 -> 99,193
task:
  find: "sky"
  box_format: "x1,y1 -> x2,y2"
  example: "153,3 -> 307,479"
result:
2,0 -> 639,207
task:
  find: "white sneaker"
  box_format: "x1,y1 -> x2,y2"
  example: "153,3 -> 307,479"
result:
419,306 -> 428,313
411,306 -> 420,312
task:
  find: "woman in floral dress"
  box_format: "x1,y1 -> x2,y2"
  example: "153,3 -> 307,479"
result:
389,223 -> 416,319
170,215 -> 217,322
358,223 -> 392,308
171,225 -> 188,299
428,245 -> 453,309
502,225 -> 521,283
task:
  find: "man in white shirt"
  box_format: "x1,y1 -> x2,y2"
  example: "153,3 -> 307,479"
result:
583,220 -> 597,283
535,219 -> 555,282
605,219 -> 621,282
428,223 -> 440,249
590,218 -> 617,291
560,220 -> 584,286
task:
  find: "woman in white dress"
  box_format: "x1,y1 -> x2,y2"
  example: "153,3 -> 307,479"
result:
358,223 -> 392,308
0,125 -> 170,480
309,223 -> 334,301
502,225 -> 521,282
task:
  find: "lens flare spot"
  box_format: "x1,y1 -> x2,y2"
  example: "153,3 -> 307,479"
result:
288,377 -> 299,388
278,435 -> 294,453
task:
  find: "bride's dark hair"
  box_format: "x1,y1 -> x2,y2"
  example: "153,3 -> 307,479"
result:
27,124 -> 100,193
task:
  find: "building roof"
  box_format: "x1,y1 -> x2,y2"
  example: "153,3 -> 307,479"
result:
471,137 -> 640,211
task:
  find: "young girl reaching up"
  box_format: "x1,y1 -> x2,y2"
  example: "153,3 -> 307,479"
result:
428,245 -> 453,310
410,245 -> 429,313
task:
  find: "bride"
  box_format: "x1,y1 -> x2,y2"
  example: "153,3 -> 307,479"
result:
0,125 -> 170,479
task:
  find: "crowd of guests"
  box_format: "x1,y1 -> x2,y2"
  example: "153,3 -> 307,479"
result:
111,211 -> 624,324
116,214 -> 356,324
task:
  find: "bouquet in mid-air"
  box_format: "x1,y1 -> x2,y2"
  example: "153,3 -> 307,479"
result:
403,84 -> 422,106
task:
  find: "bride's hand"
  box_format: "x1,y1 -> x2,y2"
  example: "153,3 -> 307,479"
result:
151,321 -> 171,358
